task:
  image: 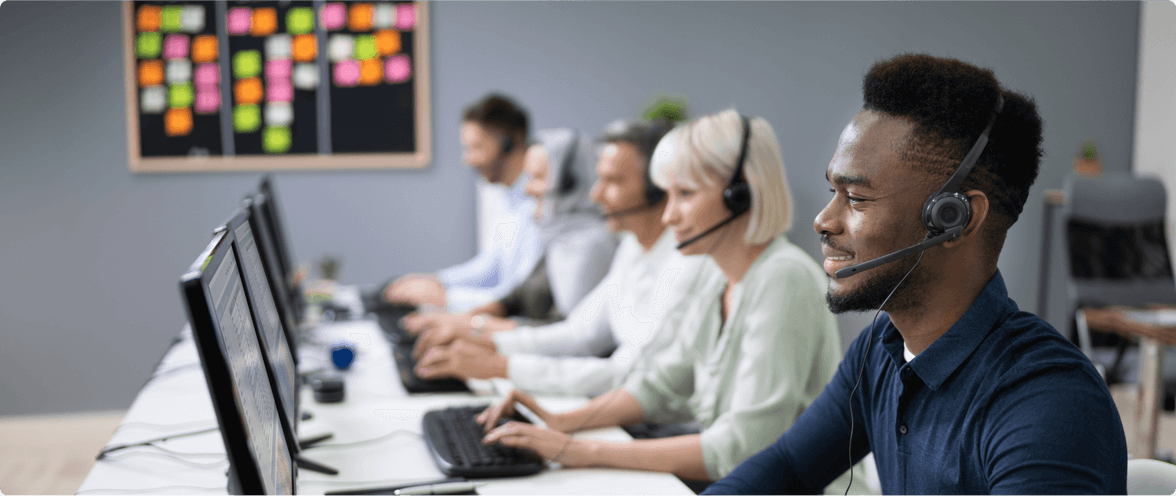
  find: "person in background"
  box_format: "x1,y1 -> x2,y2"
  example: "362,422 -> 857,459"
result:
704,53 -> 1127,494
411,118 -> 707,399
402,128 -> 618,340
474,109 -> 854,492
382,94 -> 543,312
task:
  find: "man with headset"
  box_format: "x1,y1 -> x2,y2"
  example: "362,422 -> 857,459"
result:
705,54 -> 1127,494
383,94 -> 544,312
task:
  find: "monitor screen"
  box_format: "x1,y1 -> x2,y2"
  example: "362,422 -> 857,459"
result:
182,232 -> 295,494
232,210 -> 300,448
258,175 -> 295,287
248,192 -> 302,360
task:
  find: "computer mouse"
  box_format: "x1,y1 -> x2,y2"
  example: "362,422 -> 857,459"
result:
311,375 -> 345,403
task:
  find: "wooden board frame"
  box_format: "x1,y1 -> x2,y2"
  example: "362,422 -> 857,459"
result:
124,1 -> 432,173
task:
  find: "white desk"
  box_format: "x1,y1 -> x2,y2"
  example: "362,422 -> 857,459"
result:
80,288 -> 692,495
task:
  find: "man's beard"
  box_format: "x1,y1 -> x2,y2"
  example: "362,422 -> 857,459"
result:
825,249 -> 927,314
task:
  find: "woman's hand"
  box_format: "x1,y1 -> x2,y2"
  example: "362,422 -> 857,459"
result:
383,274 -> 446,309
482,422 -> 596,467
475,389 -> 571,433
415,340 -> 507,380
403,311 -> 470,338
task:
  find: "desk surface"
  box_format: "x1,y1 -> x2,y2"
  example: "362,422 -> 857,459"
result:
79,288 -> 692,495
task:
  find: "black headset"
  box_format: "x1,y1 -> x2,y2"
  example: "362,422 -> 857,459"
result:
557,132 -> 579,195
834,94 -> 1005,278
722,115 -> 753,215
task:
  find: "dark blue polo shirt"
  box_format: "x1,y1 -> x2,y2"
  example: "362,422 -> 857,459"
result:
705,270 -> 1127,494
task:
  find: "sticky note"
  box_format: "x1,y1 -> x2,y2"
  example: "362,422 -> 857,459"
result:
191,35 -> 218,63
234,104 -> 261,132
233,50 -> 261,79
372,3 -> 395,29
137,5 -> 161,32
263,126 -> 292,153
265,102 -> 293,126
141,86 -> 166,113
160,5 -> 183,32
195,63 -> 219,89
320,3 -> 346,30
252,8 -> 278,37
165,107 -> 193,136
163,34 -> 189,60
234,77 -> 264,105
384,54 -> 411,83
348,3 -> 373,32
333,60 -> 360,87
328,34 -> 354,62
287,7 -> 315,35
136,32 -> 162,59
292,34 -> 317,62
359,58 -> 381,86
267,80 -> 293,102
195,88 -> 221,114
139,60 -> 164,87
353,34 -> 376,60
395,3 -> 415,30
266,58 -> 292,80
166,59 -> 192,84
266,34 -> 291,60
227,7 -> 251,35
374,30 -> 399,56
168,82 -> 194,108
180,5 -> 205,33
293,63 -> 319,90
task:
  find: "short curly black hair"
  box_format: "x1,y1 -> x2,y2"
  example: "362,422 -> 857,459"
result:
863,53 -> 1044,249
463,93 -> 529,146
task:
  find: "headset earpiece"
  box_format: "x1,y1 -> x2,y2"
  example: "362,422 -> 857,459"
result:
922,191 -> 971,234
557,133 -> 579,195
722,116 -> 753,215
500,134 -> 515,157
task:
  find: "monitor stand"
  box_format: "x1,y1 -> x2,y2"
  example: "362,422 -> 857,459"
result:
297,433 -> 338,475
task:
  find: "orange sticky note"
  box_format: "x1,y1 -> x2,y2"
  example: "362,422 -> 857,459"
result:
137,5 -> 161,32
292,34 -> 317,62
139,60 -> 164,87
191,35 -> 218,63
374,30 -> 399,56
251,8 -> 278,37
234,77 -> 264,105
348,3 -> 372,32
358,58 -> 381,86
165,107 -> 193,136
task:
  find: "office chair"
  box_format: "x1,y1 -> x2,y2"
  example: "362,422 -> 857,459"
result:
1127,458 -> 1176,495
1063,173 -> 1176,382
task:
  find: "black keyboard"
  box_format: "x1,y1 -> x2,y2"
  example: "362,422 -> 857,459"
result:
371,305 -> 417,344
392,343 -> 470,394
422,405 -> 545,478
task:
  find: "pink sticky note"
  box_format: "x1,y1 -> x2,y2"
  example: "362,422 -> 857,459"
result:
384,54 -> 411,83
195,89 -> 220,114
267,79 -> 293,102
333,60 -> 359,87
163,34 -> 189,59
227,7 -> 251,35
266,58 -> 292,80
395,3 -> 415,30
195,63 -> 219,89
321,3 -> 346,30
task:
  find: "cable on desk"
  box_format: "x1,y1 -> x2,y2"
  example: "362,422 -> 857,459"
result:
96,426 -> 219,460
75,485 -> 223,495
303,428 -> 419,450
117,419 -> 218,431
146,362 -> 203,381
115,443 -> 225,458
98,449 -> 228,469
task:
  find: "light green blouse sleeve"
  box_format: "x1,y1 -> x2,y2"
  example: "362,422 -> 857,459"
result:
698,253 -> 841,480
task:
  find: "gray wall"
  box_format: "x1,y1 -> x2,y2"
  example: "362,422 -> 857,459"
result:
0,1 -> 1140,416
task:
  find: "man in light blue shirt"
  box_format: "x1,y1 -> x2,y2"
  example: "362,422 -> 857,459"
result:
383,94 -> 543,312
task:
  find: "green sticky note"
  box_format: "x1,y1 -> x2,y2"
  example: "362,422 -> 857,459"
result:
354,35 -> 376,60
136,32 -> 162,58
168,82 -> 194,108
234,105 -> 261,133
233,50 -> 261,79
287,8 -> 314,35
160,5 -> 183,32
263,126 -> 292,153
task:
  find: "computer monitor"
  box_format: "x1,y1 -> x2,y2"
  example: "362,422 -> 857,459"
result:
258,174 -> 295,289
180,231 -> 296,494
243,194 -> 301,364
224,207 -> 301,455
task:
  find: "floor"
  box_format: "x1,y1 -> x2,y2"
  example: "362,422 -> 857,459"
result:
0,410 -> 124,495
0,387 -> 1171,494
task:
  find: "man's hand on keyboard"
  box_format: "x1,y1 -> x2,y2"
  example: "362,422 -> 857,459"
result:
415,339 -> 507,380
413,320 -> 496,359
384,273 -> 446,309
